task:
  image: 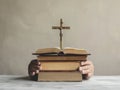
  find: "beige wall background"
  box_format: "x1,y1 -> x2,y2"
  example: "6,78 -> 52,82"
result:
0,0 -> 120,75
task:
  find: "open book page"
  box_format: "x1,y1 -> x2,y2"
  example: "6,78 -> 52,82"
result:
33,47 -> 90,55
34,47 -> 60,54
63,47 -> 89,55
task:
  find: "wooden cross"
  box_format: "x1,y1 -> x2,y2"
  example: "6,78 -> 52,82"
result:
52,19 -> 70,50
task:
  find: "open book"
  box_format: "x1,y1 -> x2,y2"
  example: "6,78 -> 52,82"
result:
32,47 -> 90,55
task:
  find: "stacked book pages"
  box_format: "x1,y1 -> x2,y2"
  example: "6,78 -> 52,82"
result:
32,47 -> 90,81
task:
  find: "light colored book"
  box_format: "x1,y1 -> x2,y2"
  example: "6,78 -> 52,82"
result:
33,47 -> 90,55
38,71 -> 82,82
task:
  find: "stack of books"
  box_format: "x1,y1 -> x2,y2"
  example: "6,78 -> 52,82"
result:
32,47 -> 90,81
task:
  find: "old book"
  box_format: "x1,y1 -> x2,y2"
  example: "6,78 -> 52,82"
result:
32,47 -> 90,55
38,71 -> 82,82
37,55 -> 87,71
37,55 -> 87,61
32,48 -> 90,81
40,62 -> 80,71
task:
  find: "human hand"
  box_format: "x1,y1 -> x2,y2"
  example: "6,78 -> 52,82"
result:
28,59 -> 42,77
79,60 -> 94,79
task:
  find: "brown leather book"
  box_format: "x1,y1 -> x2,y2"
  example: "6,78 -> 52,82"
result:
38,71 -> 82,82
37,55 -> 87,61
32,48 -> 90,81
37,55 -> 86,71
40,61 -> 80,71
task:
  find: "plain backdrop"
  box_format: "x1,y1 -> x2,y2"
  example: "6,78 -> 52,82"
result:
0,0 -> 120,75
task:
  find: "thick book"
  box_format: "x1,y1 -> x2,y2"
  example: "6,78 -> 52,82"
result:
32,47 -> 90,81
37,55 -> 87,61
32,47 -> 90,55
38,71 -> 82,82
37,54 -> 87,71
40,62 -> 80,71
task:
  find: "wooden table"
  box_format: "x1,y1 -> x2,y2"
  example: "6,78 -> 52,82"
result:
0,75 -> 120,90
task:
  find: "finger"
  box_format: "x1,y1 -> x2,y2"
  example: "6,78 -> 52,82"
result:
30,66 -> 42,72
81,61 -> 92,65
40,66 -> 42,70
81,66 -> 88,70
29,69 -> 40,76
79,64 -> 91,70
79,66 -> 92,74
35,70 -> 39,74
38,61 -> 41,66
29,67 -> 40,73
32,65 -> 42,71
32,72 -> 35,76
29,65 -> 40,72
87,73 -> 93,79
29,71 -> 35,76
79,67 -> 82,71
88,72 -> 93,78
33,65 -> 40,69
82,69 -> 91,74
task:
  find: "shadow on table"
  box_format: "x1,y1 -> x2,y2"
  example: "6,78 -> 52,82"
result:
13,74 -> 38,81
13,76 -> 32,81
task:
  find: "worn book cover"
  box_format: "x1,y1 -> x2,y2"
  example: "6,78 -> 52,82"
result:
38,71 -> 82,82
